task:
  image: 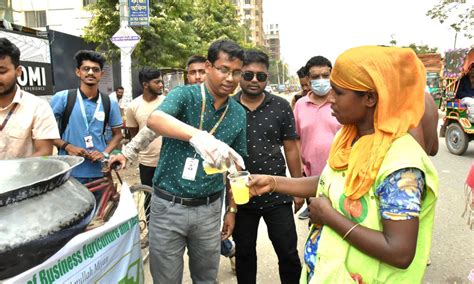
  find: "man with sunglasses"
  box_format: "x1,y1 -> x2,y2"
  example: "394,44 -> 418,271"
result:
186,55 -> 207,84
232,50 -> 302,284
51,50 -> 123,187
110,39 -> 247,283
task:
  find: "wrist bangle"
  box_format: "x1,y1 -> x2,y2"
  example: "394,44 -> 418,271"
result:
227,207 -> 238,213
342,223 -> 360,240
270,176 -> 277,193
61,142 -> 70,150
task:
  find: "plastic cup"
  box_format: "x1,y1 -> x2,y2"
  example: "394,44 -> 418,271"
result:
228,171 -> 250,205
203,161 -> 227,175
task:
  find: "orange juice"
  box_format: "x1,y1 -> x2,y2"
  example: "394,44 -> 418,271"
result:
231,180 -> 249,205
228,171 -> 250,205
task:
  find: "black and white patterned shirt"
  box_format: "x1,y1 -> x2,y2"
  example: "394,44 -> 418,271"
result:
234,91 -> 298,209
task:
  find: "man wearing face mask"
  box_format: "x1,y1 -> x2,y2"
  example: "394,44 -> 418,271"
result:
293,56 -> 341,220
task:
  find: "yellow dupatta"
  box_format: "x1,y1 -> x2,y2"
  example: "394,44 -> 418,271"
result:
328,46 -> 426,200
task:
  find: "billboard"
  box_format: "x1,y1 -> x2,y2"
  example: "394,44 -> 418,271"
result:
0,30 -> 53,96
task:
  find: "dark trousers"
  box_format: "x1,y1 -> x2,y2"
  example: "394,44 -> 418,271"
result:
139,164 -> 155,224
233,203 -> 301,284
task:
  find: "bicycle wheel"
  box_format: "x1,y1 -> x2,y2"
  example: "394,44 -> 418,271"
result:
130,184 -> 153,262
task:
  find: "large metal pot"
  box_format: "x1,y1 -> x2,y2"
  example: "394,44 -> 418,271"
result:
0,156 -> 84,206
0,156 -> 95,280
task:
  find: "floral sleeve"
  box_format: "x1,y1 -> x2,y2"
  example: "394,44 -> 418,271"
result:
375,168 -> 425,220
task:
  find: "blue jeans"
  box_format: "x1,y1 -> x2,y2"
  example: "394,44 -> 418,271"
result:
149,193 -> 223,284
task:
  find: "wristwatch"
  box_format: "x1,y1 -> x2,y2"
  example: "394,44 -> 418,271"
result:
227,207 -> 238,214
102,152 -> 110,159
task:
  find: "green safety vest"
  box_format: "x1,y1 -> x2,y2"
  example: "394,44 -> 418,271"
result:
301,134 -> 439,284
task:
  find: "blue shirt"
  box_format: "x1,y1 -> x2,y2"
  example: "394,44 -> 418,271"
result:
153,84 -> 247,198
50,89 -> 122,178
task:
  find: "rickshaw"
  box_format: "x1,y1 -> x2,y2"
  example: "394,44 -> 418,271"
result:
440,48 -> 474,155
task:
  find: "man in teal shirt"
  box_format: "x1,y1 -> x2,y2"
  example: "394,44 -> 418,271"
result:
111,39 -> 246,283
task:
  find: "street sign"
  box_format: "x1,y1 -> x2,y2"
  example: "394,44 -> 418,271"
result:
129,0 -> 149,27
110,26 -> 141,54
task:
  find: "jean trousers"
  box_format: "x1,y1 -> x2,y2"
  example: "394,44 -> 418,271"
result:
149,193 -> 223,284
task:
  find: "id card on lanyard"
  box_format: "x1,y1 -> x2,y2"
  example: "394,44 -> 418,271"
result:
77,90 -> 102,149
181,84 -> 230,181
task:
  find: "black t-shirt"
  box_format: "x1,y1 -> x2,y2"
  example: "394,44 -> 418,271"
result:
234,91 -> 298,209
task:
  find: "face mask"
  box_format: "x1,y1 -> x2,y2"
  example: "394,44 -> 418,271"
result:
310,79 -> 331,96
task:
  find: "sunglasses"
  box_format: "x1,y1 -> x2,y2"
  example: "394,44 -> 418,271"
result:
242,71 -> 268,82
80,66 -> 101,73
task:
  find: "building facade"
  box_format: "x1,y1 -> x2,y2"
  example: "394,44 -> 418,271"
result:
0,0 -> 94,36
264,23 -> 280,60
232,0 -> 265,47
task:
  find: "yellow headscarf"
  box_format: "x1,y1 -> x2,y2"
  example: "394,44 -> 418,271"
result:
328,46 -> 426,200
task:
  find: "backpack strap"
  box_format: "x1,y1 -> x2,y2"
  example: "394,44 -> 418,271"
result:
100,92 -> 111,135
60,89 -> 77,137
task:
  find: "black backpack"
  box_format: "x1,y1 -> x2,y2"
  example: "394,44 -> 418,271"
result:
59,89 -> 111,137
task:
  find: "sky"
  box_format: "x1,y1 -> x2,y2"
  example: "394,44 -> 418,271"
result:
262,0 -> 472,74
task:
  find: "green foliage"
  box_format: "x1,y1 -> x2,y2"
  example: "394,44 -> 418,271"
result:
268,59 -> 289,85
426,0 -> 473,39
83,0 -> 250,68
405,43 -> 439,54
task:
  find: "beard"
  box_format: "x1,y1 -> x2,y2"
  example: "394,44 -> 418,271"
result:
0,80 -> 17,97
242,86 -> 263,97
150,88 -> 163,96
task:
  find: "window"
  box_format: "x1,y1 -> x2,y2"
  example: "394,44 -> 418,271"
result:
25,11 -> 46,28
83,0 -> 97,6
244,10 -> 251,16
245,0 -> 251,4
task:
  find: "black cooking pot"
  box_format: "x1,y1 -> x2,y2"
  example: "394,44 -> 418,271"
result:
0,157 -> 95,280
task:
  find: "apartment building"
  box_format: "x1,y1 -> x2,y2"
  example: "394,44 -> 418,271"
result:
232,0 -> 265,46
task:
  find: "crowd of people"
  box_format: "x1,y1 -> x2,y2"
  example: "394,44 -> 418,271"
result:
1,35 -> 445,283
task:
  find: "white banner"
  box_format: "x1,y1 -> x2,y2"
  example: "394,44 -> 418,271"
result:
5,183 -> 144,284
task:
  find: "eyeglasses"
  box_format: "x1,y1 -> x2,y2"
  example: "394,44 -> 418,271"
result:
80,66 -> 101,73
188,69 -> 206,76
212,64 -> 242,78
242,71 -> 268,82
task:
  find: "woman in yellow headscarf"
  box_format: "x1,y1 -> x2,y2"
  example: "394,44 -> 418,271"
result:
248,46 -> 439,283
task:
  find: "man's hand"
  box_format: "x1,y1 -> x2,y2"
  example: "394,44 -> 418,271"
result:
65,144 -> 89,158
87,150 -> 104,162
247,174 -> 275,197
293,197 -> 304,214
109,153 -> 128,170
221,210 -> 236,240
189,130 -> 245,170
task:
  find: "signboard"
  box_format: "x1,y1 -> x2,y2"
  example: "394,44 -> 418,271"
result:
4,183 -> 144,284
0,30 -> 54,96
444,48 -> 469,79
110,26 -> 141,54
129,0 -> 149,26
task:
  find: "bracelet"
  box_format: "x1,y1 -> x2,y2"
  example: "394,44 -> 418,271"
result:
227,207 -> 238,213
270,176 -> 277,193
342,223 -> 359,240
61,141 -> 70,150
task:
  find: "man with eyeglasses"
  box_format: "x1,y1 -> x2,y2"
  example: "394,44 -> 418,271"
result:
186,55 -> 207,84
50,50 -> 123,188
110,39 -> 247,283
232,49 -> 302,284
293,56 -> 341,220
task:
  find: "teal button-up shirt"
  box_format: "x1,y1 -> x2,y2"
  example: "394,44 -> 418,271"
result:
153,84 -> 247,198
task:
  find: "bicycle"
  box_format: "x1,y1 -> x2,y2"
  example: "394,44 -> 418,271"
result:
85,160 -> 122,228
129,184 -> 153,262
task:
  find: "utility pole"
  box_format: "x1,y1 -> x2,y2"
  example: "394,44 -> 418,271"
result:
119,0 -> 133,108
276,60 -> 281,85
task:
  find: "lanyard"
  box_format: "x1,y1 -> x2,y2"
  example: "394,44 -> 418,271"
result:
0,103 -> 18,131
77,90 -> 102,133
199,84 -> 229,135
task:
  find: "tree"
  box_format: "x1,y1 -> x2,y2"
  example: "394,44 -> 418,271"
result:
83,0 -> 249,68
405,43 -> 439,54
426,0 -> 473,39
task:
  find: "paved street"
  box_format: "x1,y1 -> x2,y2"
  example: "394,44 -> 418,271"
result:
144,136 -> 474,283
